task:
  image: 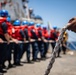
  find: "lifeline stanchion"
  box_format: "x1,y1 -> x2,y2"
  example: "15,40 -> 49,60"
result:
44,25 -> 68,75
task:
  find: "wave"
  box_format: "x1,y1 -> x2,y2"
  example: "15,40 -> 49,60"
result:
67,41 -> 76,50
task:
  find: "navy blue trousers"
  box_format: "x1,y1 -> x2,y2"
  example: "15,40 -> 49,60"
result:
31,41 -> 39,60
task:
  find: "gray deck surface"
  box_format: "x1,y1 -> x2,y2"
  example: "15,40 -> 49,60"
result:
3,50 -> 76,75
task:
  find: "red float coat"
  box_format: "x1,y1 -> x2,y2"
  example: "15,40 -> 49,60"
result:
28,26 -> 37,39
7,22 -> 14,36
56,31 -> 60,41
0,17 -> 7,35
49,29 -> 58,40
36,27 -> 43,38
0,17 -> 13,36
20,25 -> 28,30
12,26 -> 23,40
42,29 -> 49,39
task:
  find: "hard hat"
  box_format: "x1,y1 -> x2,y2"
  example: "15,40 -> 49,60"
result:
22,21 -> 29,25
43,25 -> 47,29
53,26 -> 57,29
13,20 -> 21,26
0,10 -> 8,17
29,21 -> 34,26
7,17 -> 11,22
36,23 -> 41,27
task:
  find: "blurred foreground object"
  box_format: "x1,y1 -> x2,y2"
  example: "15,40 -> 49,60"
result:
67,17 -> 76,32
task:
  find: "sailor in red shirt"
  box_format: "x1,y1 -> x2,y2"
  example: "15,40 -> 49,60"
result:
49,26 -> 58,52
0,10 -> 18,73
36,23 -> 45,60
42,25 -> 49,58
21,21 -> 33,63
0,10 -> 9,73
13,20 -> 26,66
28,22 -> 39,61
49,26 -> 58,41
5,16 -> 18,69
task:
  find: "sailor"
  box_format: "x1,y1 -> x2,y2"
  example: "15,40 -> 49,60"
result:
36,23 -> 45,60
13,20 -> 25,66
42,25 -> 49,58
62,31 -> 68,54
28,21 -> 39,62
49,26 -> 58,52
0,9 -> 18,73
21,21 -> 33,63
5,16 -> 14,69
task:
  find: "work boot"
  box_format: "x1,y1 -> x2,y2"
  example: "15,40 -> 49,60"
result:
0,66 -> 7,73
27,58 -> 34,64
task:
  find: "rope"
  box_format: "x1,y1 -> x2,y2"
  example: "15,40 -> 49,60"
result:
2,40 -> 30,44
44,26 -> 67,75
2,39 -> 56,44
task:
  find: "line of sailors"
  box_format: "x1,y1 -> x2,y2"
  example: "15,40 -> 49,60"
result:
0,9 -> 60,73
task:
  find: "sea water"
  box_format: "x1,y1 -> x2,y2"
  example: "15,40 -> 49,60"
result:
67,41 -> 76,50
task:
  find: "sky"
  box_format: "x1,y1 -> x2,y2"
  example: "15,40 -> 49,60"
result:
28,0 -> 76,41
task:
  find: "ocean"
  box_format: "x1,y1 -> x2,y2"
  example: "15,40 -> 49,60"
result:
67,41 -> 76,50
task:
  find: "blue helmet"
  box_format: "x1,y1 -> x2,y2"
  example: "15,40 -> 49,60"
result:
0,10 -> 1,16
36,23 -> 41,27
53,26 -> 57,29
13,20 -> 21,26
0,10 -> 8,17
7,16 -> 11,22
29,21 -> 34,26
22,21 -> 29,25
43,25 -> 47,29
